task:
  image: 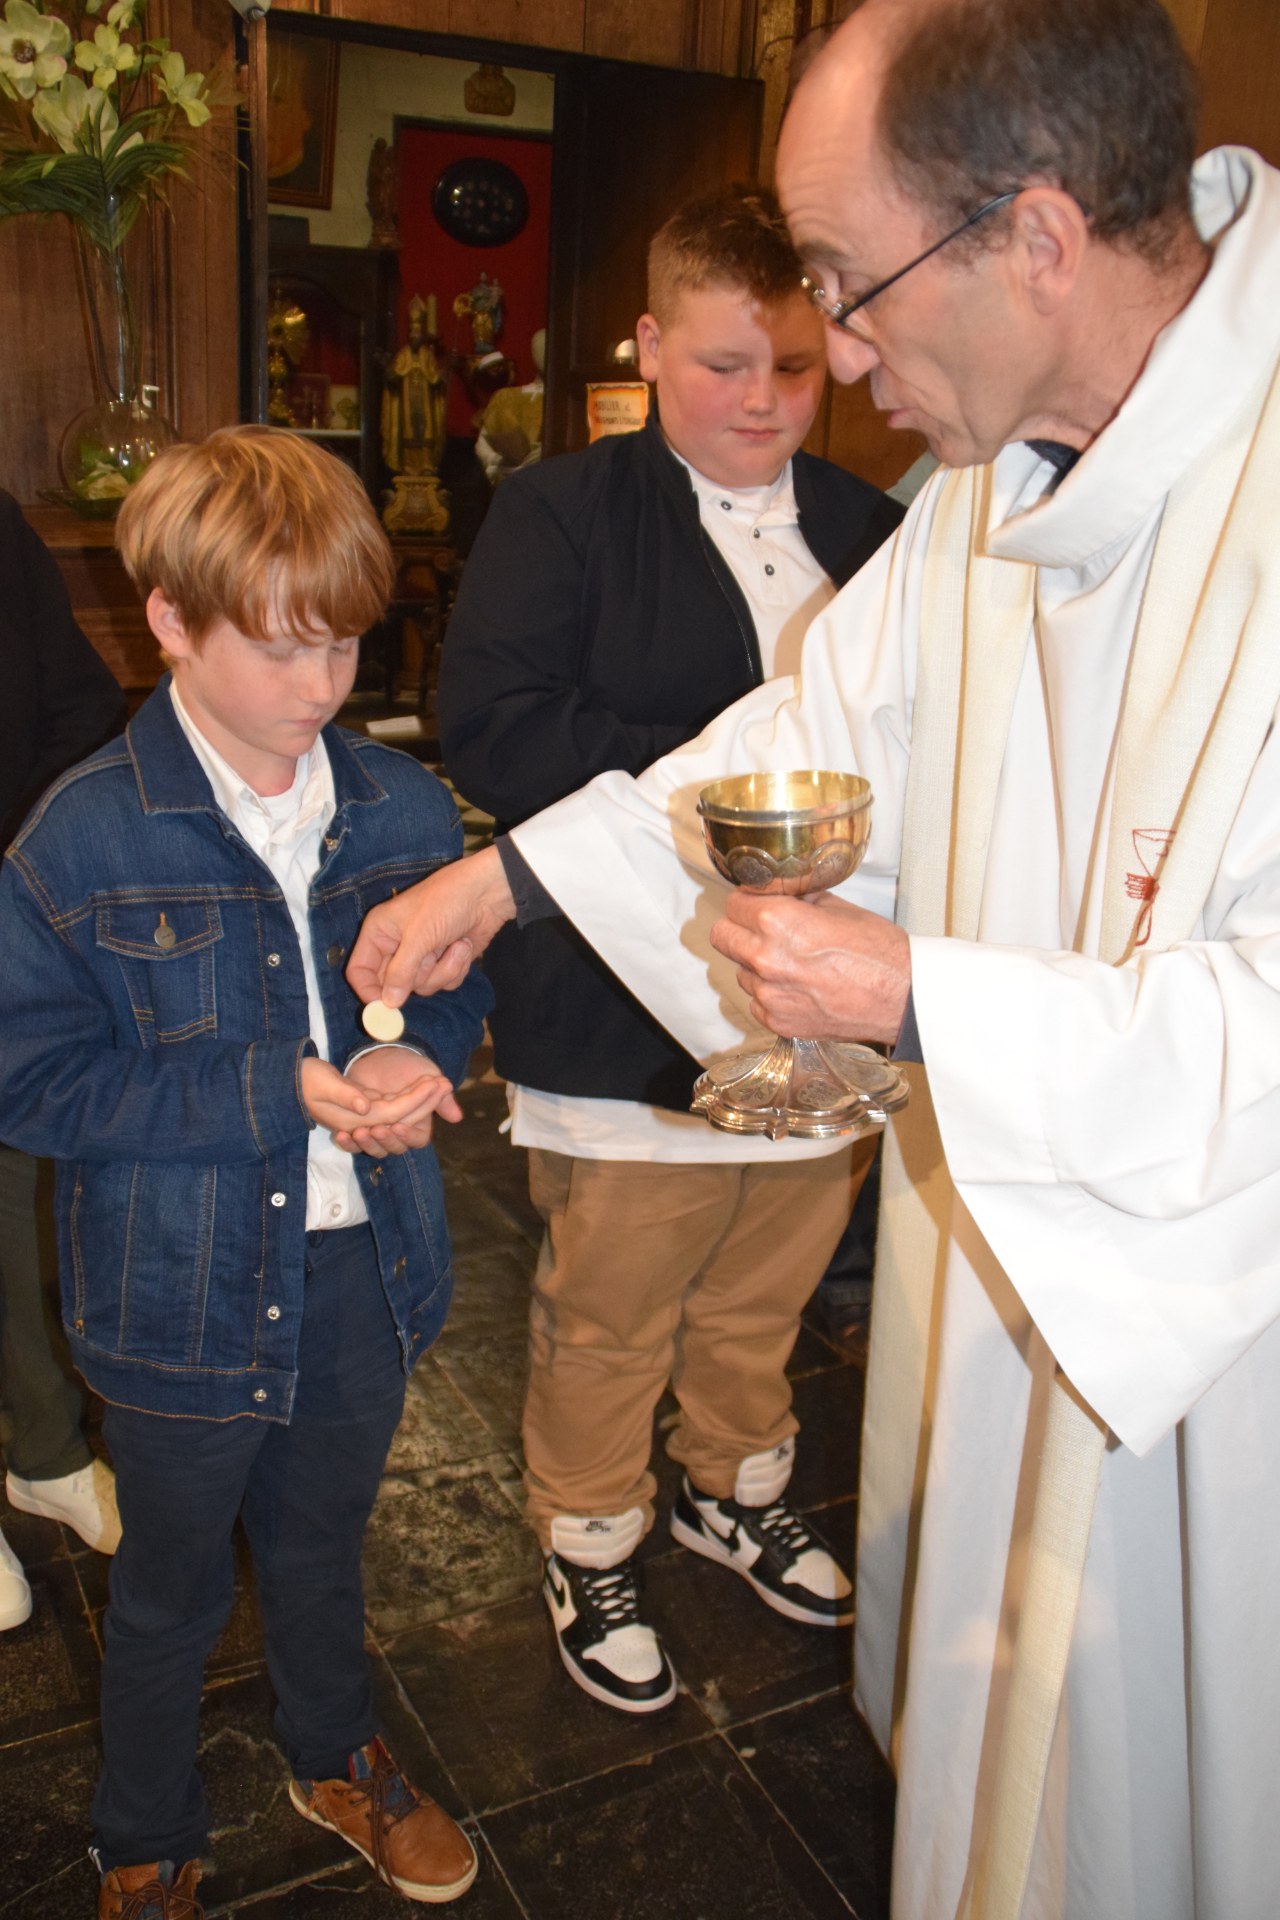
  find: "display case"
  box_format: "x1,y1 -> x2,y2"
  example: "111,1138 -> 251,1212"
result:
266,242 -> 398,503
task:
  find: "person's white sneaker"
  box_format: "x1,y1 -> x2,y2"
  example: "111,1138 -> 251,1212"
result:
670,1443 -> 853,1628
543,1552 -> 677,1713
6,1459 -> 122,1554
542,1509 -> 676,1713
0,1526 -> 32,1630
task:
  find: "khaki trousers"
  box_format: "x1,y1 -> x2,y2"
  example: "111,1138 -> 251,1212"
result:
522,1140 -> 872,1547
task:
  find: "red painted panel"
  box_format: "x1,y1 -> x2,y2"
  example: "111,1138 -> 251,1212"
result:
396,124 -> 552,438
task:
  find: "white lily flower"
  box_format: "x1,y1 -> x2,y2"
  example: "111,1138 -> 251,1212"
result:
73,21 -> 137,92
156,47 -> 209,127
30,69 -> 92,149
0,0 -> 71,99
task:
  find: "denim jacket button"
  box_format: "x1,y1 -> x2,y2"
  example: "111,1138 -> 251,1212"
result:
253,1388 -> 267,1403
266,952 -> 281,968
326,944 -> 346,966
266,1304 -> 281,1321
270,1192 -> 287,1208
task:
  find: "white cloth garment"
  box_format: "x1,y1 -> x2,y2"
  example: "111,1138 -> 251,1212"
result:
169,685 -> 368,1231
508,453 -> 839,1166
511,148 -> 1280,1919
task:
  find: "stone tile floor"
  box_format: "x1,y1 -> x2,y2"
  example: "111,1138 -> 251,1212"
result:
0,1076 -> 894,1919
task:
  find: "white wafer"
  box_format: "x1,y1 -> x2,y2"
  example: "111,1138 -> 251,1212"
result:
361,998 -> 406,1042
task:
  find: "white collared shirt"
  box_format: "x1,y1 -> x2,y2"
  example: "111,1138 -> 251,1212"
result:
169,684 -> 368,1228
679,455 -> 837,678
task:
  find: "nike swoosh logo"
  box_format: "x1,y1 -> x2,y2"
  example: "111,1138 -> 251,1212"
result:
546,1567 -> 568,1608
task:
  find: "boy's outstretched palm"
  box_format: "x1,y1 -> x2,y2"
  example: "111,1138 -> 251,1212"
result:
301,1052 -> 461,1158
321,1045 -> 462,1158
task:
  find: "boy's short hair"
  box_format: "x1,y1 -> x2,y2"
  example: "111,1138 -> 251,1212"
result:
116,426 -> 397,643
646,185 -> 807,324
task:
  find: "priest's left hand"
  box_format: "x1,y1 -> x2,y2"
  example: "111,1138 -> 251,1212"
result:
710,892 -> 911,1046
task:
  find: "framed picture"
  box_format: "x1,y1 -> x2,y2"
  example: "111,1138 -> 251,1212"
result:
266,32 -> 339,211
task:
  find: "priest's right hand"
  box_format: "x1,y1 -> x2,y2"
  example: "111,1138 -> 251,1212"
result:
346,843 -> 516,1007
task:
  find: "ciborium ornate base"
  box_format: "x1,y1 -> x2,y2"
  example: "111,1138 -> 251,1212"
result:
691,770 -> 911,1142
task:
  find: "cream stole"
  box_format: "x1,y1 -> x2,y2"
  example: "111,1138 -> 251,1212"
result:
864,342 -> 1280,1920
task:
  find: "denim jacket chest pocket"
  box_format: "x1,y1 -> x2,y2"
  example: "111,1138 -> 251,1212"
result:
95,898 -> 223,1046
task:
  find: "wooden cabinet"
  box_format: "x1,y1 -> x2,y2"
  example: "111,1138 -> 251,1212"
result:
268,243 -> 399,504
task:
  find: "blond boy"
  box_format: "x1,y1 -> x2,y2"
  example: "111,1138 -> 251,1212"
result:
0,429 -> 491,1913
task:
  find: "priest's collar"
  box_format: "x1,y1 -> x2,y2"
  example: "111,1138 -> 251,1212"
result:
988,146 -> 1280,570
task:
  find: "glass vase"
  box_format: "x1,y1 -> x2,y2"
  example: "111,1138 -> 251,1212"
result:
59,227 -> 176,516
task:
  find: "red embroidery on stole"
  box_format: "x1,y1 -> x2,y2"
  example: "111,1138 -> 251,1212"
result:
1124,828 -> 1175,947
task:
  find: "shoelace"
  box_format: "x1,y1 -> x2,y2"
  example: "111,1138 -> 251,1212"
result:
117,1879 -> 202,1920
574,1560 -> 645,1631
736,1499 -> 815,1568
341,1742 -> 423,1882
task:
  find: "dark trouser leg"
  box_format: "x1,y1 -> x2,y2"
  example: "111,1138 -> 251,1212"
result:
91,1404 -> 265,1869
0,1146 -> 90,1481
242,1226 -> 406,1783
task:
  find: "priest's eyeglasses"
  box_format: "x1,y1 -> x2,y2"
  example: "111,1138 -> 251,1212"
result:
800,190 -> 1021,329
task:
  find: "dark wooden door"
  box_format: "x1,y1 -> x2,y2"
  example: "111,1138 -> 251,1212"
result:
543,61 -> 763,457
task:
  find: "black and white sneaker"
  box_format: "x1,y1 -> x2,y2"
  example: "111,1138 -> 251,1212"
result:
542,1552 -> 677,1713
670,1476 -> 854,1627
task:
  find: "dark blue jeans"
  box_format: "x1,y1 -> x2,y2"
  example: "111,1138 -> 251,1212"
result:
91,1224 -> 406,1871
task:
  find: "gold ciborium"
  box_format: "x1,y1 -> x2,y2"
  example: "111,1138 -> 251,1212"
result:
691,769 -> 911,1140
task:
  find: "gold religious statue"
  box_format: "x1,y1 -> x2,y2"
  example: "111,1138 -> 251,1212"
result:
266,295 -> 308,428
453,274 -> 504,357
381,294 -> 450,535
464,63 -> 515,117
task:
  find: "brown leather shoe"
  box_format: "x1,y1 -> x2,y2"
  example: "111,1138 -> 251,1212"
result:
289,1738 -> 477,1903
97,1860 -> 203,1920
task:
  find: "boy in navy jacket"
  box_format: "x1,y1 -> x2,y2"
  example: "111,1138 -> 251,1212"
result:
0,429 -> 490,1915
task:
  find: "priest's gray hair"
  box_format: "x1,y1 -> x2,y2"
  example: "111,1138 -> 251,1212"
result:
877,0 -> 1199,264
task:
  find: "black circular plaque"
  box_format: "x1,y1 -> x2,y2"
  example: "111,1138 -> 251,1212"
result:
432,158 -> 529,247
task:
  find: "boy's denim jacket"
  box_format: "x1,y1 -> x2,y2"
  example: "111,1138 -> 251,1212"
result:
0,682 -> 492,1423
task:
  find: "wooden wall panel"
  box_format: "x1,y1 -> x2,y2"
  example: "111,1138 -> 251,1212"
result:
446,0 -> 584,54
0,220 -> 93,500
277,0 -> 752,74
755,0 -> 796,182
1164,0 -> 1209,58
1196,0 -> 1280,164
692,0 -> 752,77
306,0 -> 591,50
544,64 -> 760,454
278,0 -> 451,29
162,0 -> 240,442
806,375 -> 926,495
583,0 -> 685,69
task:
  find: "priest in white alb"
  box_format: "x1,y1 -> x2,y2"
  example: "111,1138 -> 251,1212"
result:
346,2 -> 1280,1914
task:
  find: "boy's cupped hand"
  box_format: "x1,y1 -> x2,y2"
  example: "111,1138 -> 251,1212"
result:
301,1049 -> 462,1159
